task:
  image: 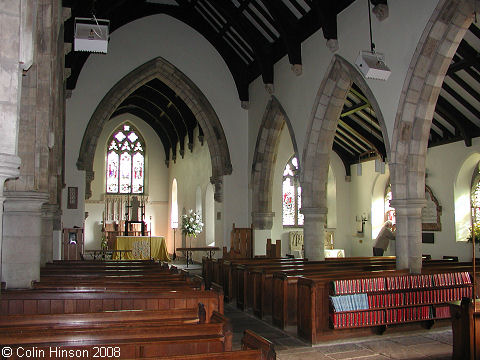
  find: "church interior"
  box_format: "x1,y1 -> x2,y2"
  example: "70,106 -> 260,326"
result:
1,0 -> 480,358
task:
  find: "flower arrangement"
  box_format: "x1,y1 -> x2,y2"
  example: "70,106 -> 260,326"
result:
182,210 -> 204,237
467,223 -> 480,243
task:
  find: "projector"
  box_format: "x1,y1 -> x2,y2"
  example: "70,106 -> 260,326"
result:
74,17 -> 109,53
355,50 -> 391,80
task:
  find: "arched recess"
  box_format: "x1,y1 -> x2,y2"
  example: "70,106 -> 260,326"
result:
390,0 -> 475,272
301,54 -> 389,260
251,96 -> 299,230
77,57 -> 232,201
205,183 -> 215,246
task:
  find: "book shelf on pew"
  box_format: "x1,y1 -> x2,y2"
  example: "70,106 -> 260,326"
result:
329,272 -> 472,330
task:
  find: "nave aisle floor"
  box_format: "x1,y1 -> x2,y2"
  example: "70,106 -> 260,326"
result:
224,303 -> 453,360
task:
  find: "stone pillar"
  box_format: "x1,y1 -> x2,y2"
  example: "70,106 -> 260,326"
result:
3,191 -> 48,288
0,155 -> 22,289
252,212 -> 275,230
41,203 -> 59,266
302,207 -> 327,261
391,199 -> 426,274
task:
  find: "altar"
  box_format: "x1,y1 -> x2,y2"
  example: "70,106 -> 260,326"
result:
115,236 -> 170,261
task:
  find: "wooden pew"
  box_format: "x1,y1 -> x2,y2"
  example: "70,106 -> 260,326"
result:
1,311 -> 232,360
240,260 -> 398,314
271,261 -> 477,330
142,330 -> 276,360
221,258 -> 306,302
0,307 -> 203,330
296,265 -> 478,344
0,288 -> 223,320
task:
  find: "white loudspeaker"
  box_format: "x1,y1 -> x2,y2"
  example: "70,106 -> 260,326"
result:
355,50 -> 391,81
74,17 -> 109,53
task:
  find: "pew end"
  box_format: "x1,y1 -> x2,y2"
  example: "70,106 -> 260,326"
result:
242,329 -> 276,360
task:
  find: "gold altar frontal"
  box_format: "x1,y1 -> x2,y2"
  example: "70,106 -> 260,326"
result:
115,236 -> 170,261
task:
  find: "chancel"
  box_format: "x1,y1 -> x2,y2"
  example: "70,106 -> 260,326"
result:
1,0 -> 480,358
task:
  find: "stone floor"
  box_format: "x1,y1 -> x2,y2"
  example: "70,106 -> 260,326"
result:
224,303 -> 453,360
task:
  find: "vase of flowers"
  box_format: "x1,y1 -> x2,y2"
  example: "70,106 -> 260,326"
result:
182,210 -> 204,248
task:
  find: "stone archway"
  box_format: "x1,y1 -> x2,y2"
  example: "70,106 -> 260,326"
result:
251,96 -> 299,230
77,57 -> 232,201
301,54 -> 389,261
390,0 -> 476,273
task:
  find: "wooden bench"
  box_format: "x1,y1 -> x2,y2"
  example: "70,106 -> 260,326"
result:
296,266 -> 478,344
0,288 -> 223,320
135,330 -> 276,360
0,307 -> 203,330
1,311 -> 232,359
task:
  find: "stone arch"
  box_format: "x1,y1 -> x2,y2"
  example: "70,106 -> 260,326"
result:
390,0 -> 475,272
251,96 -> 299,230
77,57 -> 232,200
301,54 -> 388,260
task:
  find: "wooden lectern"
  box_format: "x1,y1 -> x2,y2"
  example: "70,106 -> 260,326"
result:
62,228 -> 84,260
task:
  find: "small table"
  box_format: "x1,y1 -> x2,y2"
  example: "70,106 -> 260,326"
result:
84,249 -> 132,260
176,247 -> 220,267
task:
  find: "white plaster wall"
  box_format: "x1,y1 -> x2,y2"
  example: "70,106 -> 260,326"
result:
248,0 -> 439,169
63,14 -> 248,245
425,139 -> 480,261
84,114 -> 169,249
167,129 -> 219,262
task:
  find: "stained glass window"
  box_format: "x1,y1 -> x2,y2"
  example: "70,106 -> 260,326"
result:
471,163 -> 480,232
384,184 -> 396,225
106,123 -> 145,194
283,156 -> 302,227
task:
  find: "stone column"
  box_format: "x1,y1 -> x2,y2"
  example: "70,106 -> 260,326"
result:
41,203 -> 59,266
391,198 -> 426,274
3,191 -> 48,288
302,207 -> 328,261
251,212 -> 275,230
0,154 -> 22,288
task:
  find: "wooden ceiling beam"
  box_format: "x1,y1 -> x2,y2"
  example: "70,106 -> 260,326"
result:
258,0 -> 302,67
441,82 -> 480,120
448,73 -> 480,104
209,0 -> 274,86
332,143 -> 352,177
337,118 -> 386,159
435,96 -> 473,147
432,118 -> 454,139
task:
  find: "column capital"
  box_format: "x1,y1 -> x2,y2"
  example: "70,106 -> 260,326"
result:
252,212 -> 275,230
210,176 -> 223,203
390,198 -> 426,215
4,191 -> 49,213
301,206 -> 328,216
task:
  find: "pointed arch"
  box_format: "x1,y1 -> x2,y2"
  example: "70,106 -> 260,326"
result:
77,57 -> 232,199
301,54 -> 388,260
390,0 -> 475,272
302,54 -> 389,208
251,96 -> 299,230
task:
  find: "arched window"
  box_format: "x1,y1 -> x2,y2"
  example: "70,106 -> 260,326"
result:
171,179 -> 178,229
283,156 -> 303,226
384,183 -> 395,225
106,123 -> 145,194
471,162 -> 480,233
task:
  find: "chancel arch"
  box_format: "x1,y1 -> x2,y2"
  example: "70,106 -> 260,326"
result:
390,0 -> 477,273
301,54 -> 389,261
77,57 -> 232,202
251,96 -> 299,230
